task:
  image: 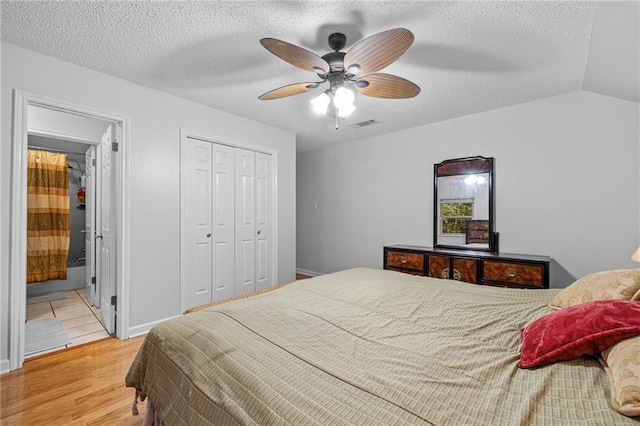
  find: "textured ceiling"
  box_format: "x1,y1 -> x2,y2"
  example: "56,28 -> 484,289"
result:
2,1 -> 638,152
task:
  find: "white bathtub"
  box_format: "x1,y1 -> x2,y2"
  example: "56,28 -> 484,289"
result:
27,265 -> 86,296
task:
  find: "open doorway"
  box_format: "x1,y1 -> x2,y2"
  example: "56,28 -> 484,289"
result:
8,92 -> 128,371
24,135 -> 109,357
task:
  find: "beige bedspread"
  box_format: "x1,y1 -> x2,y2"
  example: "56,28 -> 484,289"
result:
126,268 -> 639,425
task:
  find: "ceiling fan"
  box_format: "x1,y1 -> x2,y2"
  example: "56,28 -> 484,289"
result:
258,28 -> 420,123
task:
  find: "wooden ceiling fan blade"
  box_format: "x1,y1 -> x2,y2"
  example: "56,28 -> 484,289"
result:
354,73 -> 421,99
260,38 -> 330,75
344,28 -> 414,76
258,82 -> 321,100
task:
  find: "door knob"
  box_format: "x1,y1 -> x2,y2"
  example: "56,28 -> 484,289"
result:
257,230 -> 261,235
206,233 -> 211,238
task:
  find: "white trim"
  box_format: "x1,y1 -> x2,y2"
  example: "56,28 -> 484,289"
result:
182,128 -> 276,156
179,133 -> 191,313
179,128 -> 279,312
296,268 -> 322,277
9,91 -> 28,371
9,91 -> 130,371
127,315 -> 180,338
27,127 -> 103,144
116,121 -> 131,340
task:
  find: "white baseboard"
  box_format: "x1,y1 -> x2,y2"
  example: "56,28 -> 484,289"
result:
127,315 -> 180,338
296,268 -> 322,277
0,358 -> 10,375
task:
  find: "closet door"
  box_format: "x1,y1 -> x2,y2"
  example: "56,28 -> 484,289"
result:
182,139 -> 275,311
255,152 -> 273,291
182,139 -> 213,310
235,148 -> 256,296
211,144 -> 235,301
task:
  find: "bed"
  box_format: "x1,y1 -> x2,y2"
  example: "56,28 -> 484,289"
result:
126,267 -> 640,425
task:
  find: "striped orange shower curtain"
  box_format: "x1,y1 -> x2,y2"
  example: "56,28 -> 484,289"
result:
27,149 -> 70,283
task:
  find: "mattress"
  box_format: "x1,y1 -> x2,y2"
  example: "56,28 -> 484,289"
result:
126,267 -> 639,425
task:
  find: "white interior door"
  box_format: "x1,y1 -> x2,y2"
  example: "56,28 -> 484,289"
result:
235,149 -> 256,296
255,152 -> 273,291
182,138 -> 213,310
212,144 -> 235,301
94,143 -> 102,309
99,125 -> 116,334
84,145 -> 97,306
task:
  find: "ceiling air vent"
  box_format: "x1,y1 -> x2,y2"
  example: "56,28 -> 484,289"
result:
350,119 -> 378,129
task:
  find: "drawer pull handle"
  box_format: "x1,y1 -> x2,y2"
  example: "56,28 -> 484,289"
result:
452,268 -> 462,281
400,256 -> 408,264
441,268 -> 450,279
506,268 -> 517,278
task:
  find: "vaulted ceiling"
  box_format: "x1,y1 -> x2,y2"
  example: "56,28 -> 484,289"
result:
2,1 -> 638,152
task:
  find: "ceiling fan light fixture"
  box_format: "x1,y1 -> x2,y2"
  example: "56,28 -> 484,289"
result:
333,86 -> 355,109
313,66 -> 327,79
311,86 -> 356,118
333,86 -> 356,117
347,64 -> 360,77
337,102 -> 355,118
311,91 -> 331,114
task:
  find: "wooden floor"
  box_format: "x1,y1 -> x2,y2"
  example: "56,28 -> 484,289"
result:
1,275 -> 313,425
1,336 -> 147,425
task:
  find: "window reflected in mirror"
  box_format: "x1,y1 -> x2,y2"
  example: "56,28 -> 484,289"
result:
434,157 -> 494,251
440,199 -> 473,235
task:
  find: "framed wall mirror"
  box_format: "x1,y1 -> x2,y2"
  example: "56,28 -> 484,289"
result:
433,156 -> 495,252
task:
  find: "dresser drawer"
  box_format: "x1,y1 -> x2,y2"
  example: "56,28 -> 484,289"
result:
384,246 -> 549,287
482,261 -> 544,288
427,255 -> 449,278
452,257 -> 479,283
428,255 -> 478,283
386,250 -> 424,272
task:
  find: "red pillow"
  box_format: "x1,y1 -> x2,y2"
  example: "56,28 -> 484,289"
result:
519,300 -> 640,369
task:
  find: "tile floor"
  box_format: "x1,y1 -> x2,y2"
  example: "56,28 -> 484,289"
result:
25,288 -> 110,358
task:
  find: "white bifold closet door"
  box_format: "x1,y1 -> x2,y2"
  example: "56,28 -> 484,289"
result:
182,138 -> 273,312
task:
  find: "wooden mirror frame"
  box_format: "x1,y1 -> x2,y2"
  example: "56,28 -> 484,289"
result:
433,156 -> 495,252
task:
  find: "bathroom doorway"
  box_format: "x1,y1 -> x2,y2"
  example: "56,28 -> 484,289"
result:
25,135 -> 110,357
8,91 -> 128,371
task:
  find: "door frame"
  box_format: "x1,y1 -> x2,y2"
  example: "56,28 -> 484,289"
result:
9,90 -> 130,371
179,128 -> 278,313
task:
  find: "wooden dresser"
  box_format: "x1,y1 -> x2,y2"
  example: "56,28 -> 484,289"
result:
384,245 -> 550,289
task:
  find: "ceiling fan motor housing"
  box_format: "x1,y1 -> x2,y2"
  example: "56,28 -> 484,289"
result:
322,51 -> 346,74
320,51 -> 352,93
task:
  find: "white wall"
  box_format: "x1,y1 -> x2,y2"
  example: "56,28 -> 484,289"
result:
297,91 -> 640,287
1,42 -> 296,368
